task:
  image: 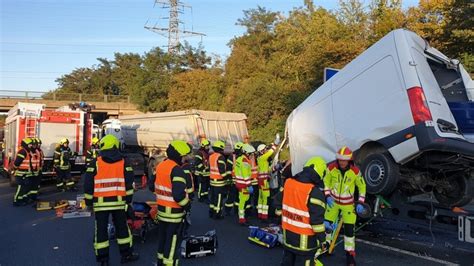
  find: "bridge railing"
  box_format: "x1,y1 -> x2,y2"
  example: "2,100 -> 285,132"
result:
0,90 -> 131,103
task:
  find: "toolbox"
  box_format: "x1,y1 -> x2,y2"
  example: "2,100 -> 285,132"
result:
181,230 -> 217,258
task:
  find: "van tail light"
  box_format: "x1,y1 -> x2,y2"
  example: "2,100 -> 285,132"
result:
407,86 -> 432,124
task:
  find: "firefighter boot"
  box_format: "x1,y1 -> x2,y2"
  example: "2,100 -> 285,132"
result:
120,252 -> 139,264
97,257 -> 109,266
346,251 -> 356,266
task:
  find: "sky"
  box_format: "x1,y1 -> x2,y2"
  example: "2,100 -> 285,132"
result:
0,0 -> 419,94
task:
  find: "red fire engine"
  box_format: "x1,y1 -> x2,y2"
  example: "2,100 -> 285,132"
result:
3,102 -> 93,185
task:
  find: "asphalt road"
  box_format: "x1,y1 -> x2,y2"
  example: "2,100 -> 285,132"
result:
0,178 -> 473,266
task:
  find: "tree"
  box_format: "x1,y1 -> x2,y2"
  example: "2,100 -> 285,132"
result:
55,67 -> 96,94
52,1 -> 472,142
368,0 -> 405,43
406,0 -> 451,51
338,0 -> 369,42
442,0 -> 473,59
92,58 -> 118,95
176,42 -> 212,70
236,6 -> 281,34
167,68 -> 224,111
405,0 -> 473,71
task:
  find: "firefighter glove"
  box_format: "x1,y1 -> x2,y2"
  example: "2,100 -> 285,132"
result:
248,186 -> 254,194
326,196 -> 335,208
324,221 -> 334,232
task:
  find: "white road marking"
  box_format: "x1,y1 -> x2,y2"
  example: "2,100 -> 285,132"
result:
356,239 -> 458,265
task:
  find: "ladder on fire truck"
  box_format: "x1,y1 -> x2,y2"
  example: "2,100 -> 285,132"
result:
24,110 -> 39,138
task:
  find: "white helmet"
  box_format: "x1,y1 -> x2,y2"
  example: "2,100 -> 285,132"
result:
257,144 -> 266,153
242,144 -> 256,155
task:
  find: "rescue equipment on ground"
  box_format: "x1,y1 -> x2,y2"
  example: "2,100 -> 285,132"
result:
181,230 -> 218,258
126,201 -> 158,242
248,226 -> 282,248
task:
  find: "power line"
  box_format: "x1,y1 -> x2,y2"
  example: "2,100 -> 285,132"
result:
1,50 -> 111,55
0,41 -> 154,48
145,0 -> 205,54
1,77 -> 58,79
1,70 -> 65,74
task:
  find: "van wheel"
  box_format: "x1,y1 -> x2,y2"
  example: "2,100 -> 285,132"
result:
361,152 -> 400,195
433,175 -> 473,207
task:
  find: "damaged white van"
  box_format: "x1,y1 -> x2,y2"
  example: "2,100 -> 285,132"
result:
286,29 -> 474,207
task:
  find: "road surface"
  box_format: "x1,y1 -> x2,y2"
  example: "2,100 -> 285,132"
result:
0,178 -> 472,265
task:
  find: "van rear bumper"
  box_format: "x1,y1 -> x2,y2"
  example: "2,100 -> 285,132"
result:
415,124 -> 474,159
378,123 -> 474,164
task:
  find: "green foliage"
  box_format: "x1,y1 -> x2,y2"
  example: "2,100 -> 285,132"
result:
53,0 -> 472,143
167,68 -> 224,111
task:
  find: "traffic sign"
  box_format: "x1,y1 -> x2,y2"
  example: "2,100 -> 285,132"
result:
324,67 -> 339,82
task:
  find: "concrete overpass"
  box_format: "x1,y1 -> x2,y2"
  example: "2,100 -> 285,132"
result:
0,91 -> 141,120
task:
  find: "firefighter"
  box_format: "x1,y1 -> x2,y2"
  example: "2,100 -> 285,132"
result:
182,143 -> 196,201
181,143 -> 195,237
28,138 -> 44,201
224,142 -> 244,216
208,140 -> 228,219
194,139 -> 210,203
86,137 -> 100,166
256,143 -> 277,221
323,146 -> 366,266
280,157 -> 327,266
234,143 -> 255,225
249,151 -> 259,215
272,159 -> 292,222
152,140 -> 191,266
54,138 -> 75,191
84,134 -> 138,265
12,138 -> 38,206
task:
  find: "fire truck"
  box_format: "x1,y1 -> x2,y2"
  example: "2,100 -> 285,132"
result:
3,102 -> 93,185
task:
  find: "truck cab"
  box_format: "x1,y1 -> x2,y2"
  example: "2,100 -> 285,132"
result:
101,119 -> 124,149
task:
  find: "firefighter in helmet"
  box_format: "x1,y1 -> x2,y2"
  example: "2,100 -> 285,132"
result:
84,134 -> 139,265
12,138 -> 38,206
323,146 -> 366,266
86,137 -> 100,166
54,138 -> 75,191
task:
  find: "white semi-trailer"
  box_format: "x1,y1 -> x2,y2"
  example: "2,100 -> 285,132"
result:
101,109 -> 250,177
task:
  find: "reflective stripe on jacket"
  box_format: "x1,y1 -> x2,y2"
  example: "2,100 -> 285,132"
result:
209,153 -> 225,180
234,155 -> 252,190
323,162 -> 367,204
182,163 -> 195,195
282,178 -> 315,236
257,148 -> 275,186
15,149 -> 38,176
93,158 -> 126,198
209,153 -> 226,187
250,154 -> 258,185
33,149 -> 44,174
155,159 -> 181,209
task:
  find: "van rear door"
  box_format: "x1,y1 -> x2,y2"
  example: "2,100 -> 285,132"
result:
408,34 -> 464,140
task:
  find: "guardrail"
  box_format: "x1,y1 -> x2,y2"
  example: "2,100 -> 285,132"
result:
0,90 -> 131,103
